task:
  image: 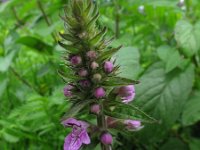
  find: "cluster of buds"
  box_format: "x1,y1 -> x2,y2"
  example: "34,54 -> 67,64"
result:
59,1 -> 144,150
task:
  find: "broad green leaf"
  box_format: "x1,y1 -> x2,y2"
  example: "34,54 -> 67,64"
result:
165,51 -> 181,73
157,45 -> 182,72
182,91 -> 200,126
114,47 -> 140,79
17,36 -> 53,54
157,45 -> 173,62
0,50 -> 16,72
175,20 -> 200,57
189,139 -> 200,150
134,62 -> 194,143
160,138 -> 188,150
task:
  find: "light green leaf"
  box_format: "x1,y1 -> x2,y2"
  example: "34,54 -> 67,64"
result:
175,20 -> 200,57
114,47 -> 140,79
2,131 -> 19,143
166,51 -> 181,73
182,91 -> 200,126
157,45 -> 173,62
157,45 -> 182,72
0,51 -> 16,72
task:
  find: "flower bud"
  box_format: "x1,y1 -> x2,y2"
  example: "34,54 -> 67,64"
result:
79,80 -> 91,88
100,132 -> 113,145
118,85 -> 135,104
90,61 -> 99,70
104,61 -> 114,73
70,55 -> 82,66
94,87 -> 106,99
124,120 -> 143,131
92,73 -> 102,82
90,104 -> 101,114
86,50 -> 97,60
63,84 -> 74,97
78,69 -> 88,77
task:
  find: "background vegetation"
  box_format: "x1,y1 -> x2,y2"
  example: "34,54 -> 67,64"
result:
1,0 -> 200,149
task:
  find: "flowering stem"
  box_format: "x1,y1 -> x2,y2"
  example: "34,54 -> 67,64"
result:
97,103 -> 111,150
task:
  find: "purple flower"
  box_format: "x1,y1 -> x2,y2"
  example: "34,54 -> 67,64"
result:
104,61 -> 114,73
118,85 -> 135,104
64,85 -> 74,97
86,50 -> 97,60
94,87 -> 106,99
90,104 -> 101,114
62,118 -> 91,150
124,120 -> 143,131
70,55 -> 82,66
78,69 -> 88,77
100,132 -> 113,145
79,80 -> 91,88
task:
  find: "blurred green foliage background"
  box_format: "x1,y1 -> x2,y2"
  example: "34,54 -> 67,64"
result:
1,0 -> 200,149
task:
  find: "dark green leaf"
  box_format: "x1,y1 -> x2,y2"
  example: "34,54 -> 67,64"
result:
182,91 -> 200,126
17,36 -> 53,54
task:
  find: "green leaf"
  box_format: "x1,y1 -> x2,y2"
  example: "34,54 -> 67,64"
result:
61,99 -> 91,120
98,45 -> 122,61
160,138 -> 188,150
59,32 -> 77,42
58,41 -> 79,53
157,45 -> 174,62
114,47 -> 140,79
165,51 -> 181,73
2,131 -> 19,143
0,50 -> 16,72
105,100 -> 157,123
157,45 -> 189,72
189,138 -> 200,150
90,27 -> 107,46
134,62 -> 194,143
17,36 -> 53,54
103,77 -> 139,87
175,20 -> 200,57
182,91 -> 200,126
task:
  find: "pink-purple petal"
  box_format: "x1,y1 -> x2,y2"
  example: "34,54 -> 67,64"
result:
64,133 -> 82,150
80,131 -> 91,144
62,118 -> 81,127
